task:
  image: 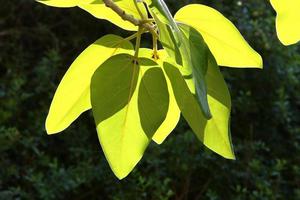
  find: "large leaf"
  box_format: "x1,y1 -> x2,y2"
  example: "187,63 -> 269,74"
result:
270,0 -> 300,45
46,34 -> 133,134
164,52 -> 235,159
37,0 -> 147,31
138,48 -> 180,144
175,4 -> 263,68
91,54 -> 169,179
146,0 -> 211,118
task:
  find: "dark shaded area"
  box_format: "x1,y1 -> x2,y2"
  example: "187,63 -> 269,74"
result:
0,0 -> 299,199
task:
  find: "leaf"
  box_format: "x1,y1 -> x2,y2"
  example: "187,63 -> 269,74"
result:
37,0 -> 147,31
138,48 -> 181,144
163,52 -> 235,159
36,0 -> 78,7
46,34 -> 133,134
91,54 -> 169,179
175,4 -> 263,68
146,0 -> 211,118
270,0 -> 300,45
138,67 -> 169,138
78,0 -> 147,31
178,23 -> 211,118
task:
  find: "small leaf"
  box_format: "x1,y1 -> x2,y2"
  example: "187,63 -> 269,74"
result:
46,34 -> 133,134
164,52 -> 235,159
270,0 -> 300,45
138,67 -> 169,138
138,48 -> 181,144
175,4 -> 263,68
91,54 -> 168,179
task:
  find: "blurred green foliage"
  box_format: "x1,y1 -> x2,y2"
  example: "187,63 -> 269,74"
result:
0,0 -> 299,199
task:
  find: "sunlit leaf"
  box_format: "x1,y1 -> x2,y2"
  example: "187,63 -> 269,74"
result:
37,0 -> 78,7
164,52 -> 235,159
270,0 -> 300,45
46,34 -> 133,134
91,54 -> 169,179
37,0 -> 147,31
175,4 -> 263,68
79,0 -> 147,31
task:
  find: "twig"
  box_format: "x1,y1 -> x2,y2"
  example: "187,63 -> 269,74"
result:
103,0 -> 154,32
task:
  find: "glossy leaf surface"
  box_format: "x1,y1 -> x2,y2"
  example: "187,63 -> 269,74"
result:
175,4 -> 263,68
46,34 -> 133,134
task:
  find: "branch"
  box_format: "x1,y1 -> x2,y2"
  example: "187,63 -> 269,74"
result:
103,0 -> 155,32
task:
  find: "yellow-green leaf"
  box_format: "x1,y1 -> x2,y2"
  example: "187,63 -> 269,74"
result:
175,4 -> 263,68
78,0 -> 147,31
37,0 -> 147,31
46,34 -> 133,134
164,52 -> 235,159
138,48 -> 180,144
270,0 -> 300,45
91,54 -> 168,179
37,0 -> 78,7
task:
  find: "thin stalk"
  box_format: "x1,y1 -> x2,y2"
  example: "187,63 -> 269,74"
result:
133,0 -> 145,20
152,33 -> 159,59
134,27 -> 143,59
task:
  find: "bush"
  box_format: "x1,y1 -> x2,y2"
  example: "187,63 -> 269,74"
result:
0,0 -> 299,199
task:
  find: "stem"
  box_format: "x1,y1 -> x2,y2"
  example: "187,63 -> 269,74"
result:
103,0 -> 154,32
133,0 -> 145,20
134,27 -> 143,59
123,32 -> 139,42
152,33 -> 159,60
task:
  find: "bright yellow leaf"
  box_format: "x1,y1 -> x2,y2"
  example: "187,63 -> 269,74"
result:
46,34 -> 133,134
37,0 -> 147,31
78,0 -> 147,31
270,0 -> 300,45
175,4 -> 263,68
37,0 -> 78,7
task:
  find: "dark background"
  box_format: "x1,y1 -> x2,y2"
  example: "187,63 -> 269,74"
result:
0,0 -> 299,199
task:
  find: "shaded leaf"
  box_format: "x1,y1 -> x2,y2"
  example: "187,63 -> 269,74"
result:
138,67 -> 169,138
138,48 -> 181,144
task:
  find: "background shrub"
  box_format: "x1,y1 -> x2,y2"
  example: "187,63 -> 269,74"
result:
0,0 -> 299,199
